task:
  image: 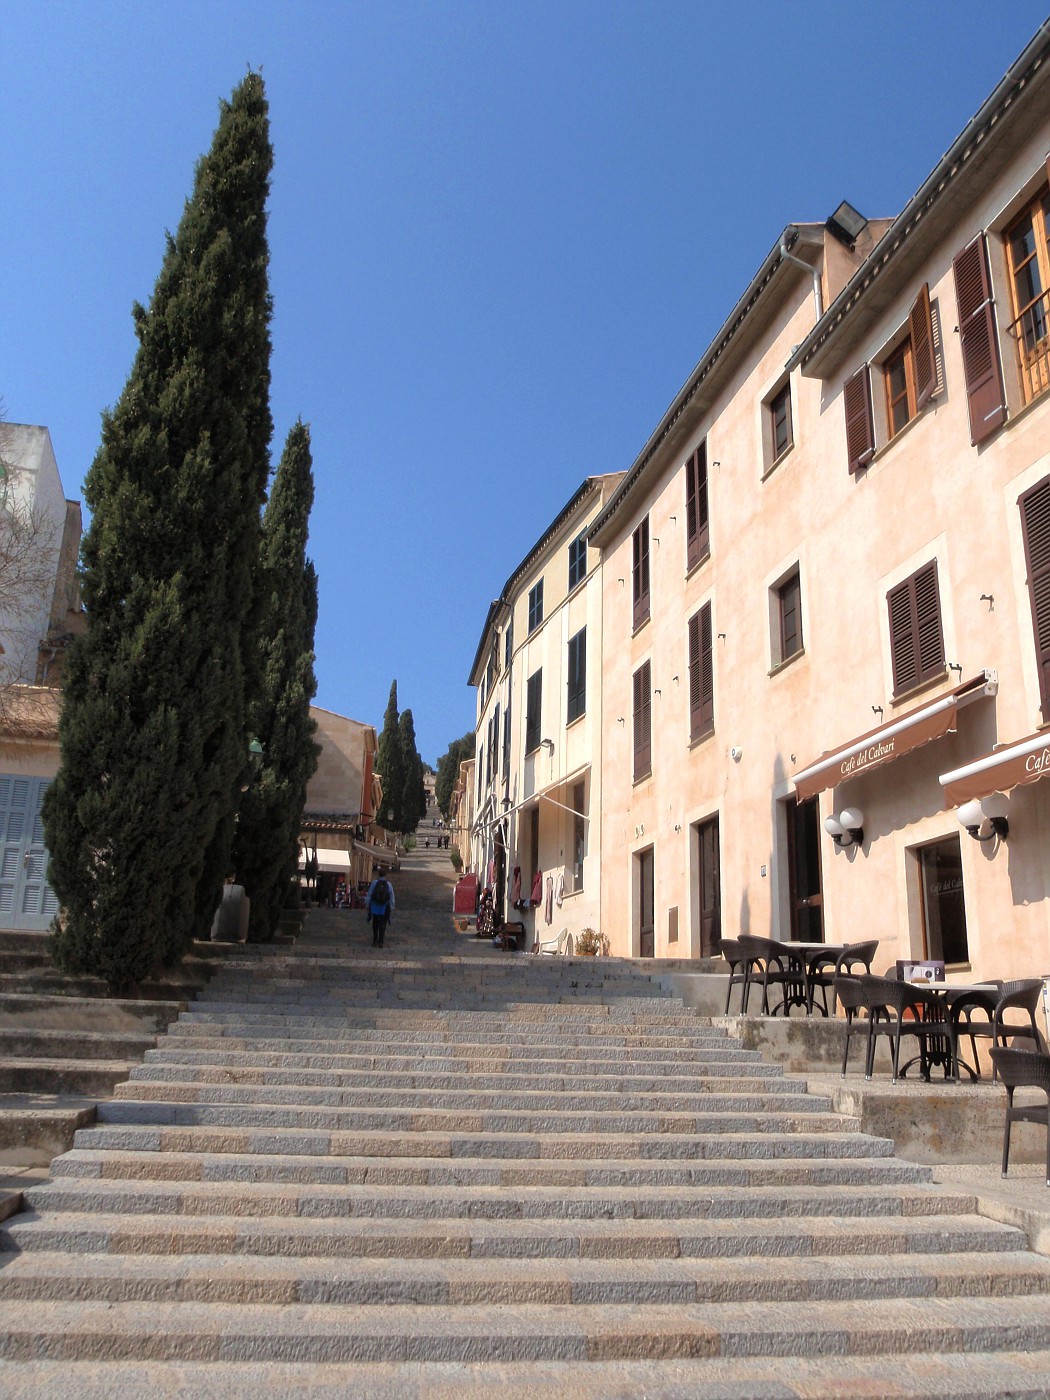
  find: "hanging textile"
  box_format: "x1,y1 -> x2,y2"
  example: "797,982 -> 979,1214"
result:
530,869 -> 543,905
555,872 -> 565,908
544,875 -> 554,925
511,866 -> 522,907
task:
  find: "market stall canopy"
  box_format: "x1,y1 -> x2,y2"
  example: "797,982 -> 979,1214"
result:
940,729 -> 1050,807
792,673 -> 997,800
298,846 -> 352,874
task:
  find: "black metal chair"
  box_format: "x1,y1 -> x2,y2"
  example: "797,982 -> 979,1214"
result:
989,1047 -> 1050,1186
946,981 -> 1002,1081
994,979 -> 1047,1054
716,938 -> 752,1014
738,935 -> 797,1015
834,975 -> 873,1078
858,974 -> 952,1084
808,940 -> 880,1016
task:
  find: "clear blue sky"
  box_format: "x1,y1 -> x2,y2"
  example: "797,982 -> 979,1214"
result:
2,1 -> 1046,763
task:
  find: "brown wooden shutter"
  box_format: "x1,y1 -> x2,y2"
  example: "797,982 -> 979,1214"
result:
888,562 -> 943,697
844,366 -> 875,472
688,604 -> 714,741
1020,474 -> 1050,720
632,520 -> 650,628
952,234 -> 1006,445
909,282 -> 936,410
633,660 -> 652,779
685,444 -> 709,569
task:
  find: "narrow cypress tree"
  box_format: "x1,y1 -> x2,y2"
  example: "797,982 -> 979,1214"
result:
43,74 -> 274,988
397,708 -> 426,836
233,422 -> 319,939
376,681 -> 404,832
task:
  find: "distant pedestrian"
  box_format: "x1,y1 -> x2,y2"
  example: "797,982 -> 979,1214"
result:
366,870 -> 395,947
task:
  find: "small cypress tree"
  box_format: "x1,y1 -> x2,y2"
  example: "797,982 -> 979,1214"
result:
233,421 -> 319,939
376,681 -> 404,832
43,74 -> 274,987
397,708 -> 426,836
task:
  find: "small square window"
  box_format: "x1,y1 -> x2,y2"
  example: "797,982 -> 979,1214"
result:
770,384 -> 793,460
884,338 -> 916,438
528,580 -> 544,634
568,533 -> 587,591
774,569 -> 803,665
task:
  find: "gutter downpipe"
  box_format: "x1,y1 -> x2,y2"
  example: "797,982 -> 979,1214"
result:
780,229 -> 823,322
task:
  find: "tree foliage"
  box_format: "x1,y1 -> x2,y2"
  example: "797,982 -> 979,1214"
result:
435,730 -> 475,819
397,708 -> 426,835
232,421 -> 319,940
374,682 -> 427,835
43,74 -> 274,988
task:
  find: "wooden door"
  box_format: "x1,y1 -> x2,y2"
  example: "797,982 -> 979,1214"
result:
638,847 -> 654,958
787,795 -> 823,942
697,816 -> 721,957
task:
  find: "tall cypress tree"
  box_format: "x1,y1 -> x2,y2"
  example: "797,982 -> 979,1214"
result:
233,421 -> 319,940
375,681 -> 404,832
397,708 -> 425,836
43,74 -> 274,988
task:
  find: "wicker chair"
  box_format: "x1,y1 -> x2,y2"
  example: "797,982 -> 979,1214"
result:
989,1047 -> 1050,1186
738,935 -> 797,1016
946,981 -> 1003,1080
808,940 -> 880,1016
716,938 -> 752,1014
834,975 -> 873,1078
858,974 -> 952,1084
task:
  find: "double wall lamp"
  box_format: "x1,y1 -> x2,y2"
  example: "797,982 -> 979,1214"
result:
824,807 -> 865,848
957,793 -> 1009,843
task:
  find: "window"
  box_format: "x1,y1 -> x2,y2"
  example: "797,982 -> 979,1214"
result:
769,384 -> 793,462
888,561 -> 944,697
632,659 -> 652,781
775,569 -> 803,665
1005,190 -> 1050,406
566,627 -> 586,724
528,804 -> 540,880
632,518 -> 650,629
571,781 -> 585,892
502,705 -> 511,776
685,443 -> 709,569
525,669 -> 542,754
1019,473 -> 1050,721
884,338 -> 916,438
688,603 -> 714,742
952,234 -> 1007,443
528,580 -> 544,634
568,532 -> 587,590
504,617 -> 513,669
917,836 -> 968,966
882,285 -> 935,441
491,704 -> 501,779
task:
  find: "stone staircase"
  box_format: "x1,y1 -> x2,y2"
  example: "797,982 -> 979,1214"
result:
2,871 -> 1050,1395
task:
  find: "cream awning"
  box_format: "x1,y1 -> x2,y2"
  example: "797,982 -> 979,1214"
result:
940,730 -> 1050,807
484,763 -> 592,829
298,846 -> 353,874
792,673 -> 996,800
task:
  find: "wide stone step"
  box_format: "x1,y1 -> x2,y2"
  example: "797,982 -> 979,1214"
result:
0,993 -> 184,1034
21,1177 -> 969,1224
49,1147 -> 933,1189
93,1097 -> 848,1135
0,1058 -> 135,1097
126,1065 -> 794,1094
6,1351 -> 1050,1399
0,1247 -> 1046,1306
108,1082 -> 823,1115
160,1029 -> 744,1058
0,1027 -> 157,1060
70,1123 -> 882,1161
0,1206 -> 1026,1261
142,1045 -> 772,1075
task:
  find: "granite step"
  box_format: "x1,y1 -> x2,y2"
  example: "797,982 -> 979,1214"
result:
0,1247 -> 1047,1306
0,1206 -> 1026,1261
0,1058 -> 135,1098
140,1046 -> 773,1074
0,1028 -> 157,1060
0,1293 -> 1048,1363
0,993 -> 185,1034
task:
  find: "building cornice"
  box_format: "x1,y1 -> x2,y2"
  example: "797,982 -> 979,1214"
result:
788,22 -> 1050,380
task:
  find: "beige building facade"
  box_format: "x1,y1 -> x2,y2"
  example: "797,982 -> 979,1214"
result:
588,26 -> 1050,980
300,706 -> 388,886
468,476 -> 622,946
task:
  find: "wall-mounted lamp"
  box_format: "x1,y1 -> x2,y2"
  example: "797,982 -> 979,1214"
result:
957,793 -> 1009,843
824,806 -> 865,848
539,738 -> 555,753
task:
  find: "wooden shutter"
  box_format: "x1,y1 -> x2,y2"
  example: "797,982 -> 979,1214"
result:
685,443 -> 709,569
888,562 -> 944,697
525,670 -> 542,753
844,366 -> 875,472
632,519 -> 650,628
1020,474 -> 1050,720
688,604 -> 714,741
952,234 -> 1006,445
909,282 -> 936,410
633,660 -> 652,779
567,628 -> 586,722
